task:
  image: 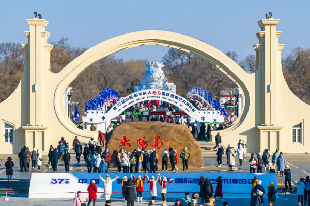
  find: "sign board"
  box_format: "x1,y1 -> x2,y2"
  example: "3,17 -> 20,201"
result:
29,173 -> 276,199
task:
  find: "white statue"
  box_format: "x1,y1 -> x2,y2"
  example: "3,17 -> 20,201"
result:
134,61 -> 176,93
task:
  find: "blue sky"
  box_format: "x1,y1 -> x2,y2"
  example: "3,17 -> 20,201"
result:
0,1 -> 309,62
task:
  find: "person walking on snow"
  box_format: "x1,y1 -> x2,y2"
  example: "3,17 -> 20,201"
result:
132,174 -> 147,202
99,174 -> 117,200
147,174 -> 160,203
158,175 -> 173,203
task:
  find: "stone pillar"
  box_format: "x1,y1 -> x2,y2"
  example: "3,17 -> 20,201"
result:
22,18 -> 53,152
255,17 -> 285,152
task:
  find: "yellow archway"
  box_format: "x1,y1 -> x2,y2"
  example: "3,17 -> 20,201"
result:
53,30 -> 253,139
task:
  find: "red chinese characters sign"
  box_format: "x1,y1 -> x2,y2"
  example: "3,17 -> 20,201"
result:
119,136 -> 131,147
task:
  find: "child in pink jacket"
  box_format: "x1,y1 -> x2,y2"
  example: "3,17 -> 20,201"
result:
73,191 -> 86,206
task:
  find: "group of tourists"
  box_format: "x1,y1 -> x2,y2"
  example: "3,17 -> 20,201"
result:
16,146 -> 43,173
115,146 -> 191,174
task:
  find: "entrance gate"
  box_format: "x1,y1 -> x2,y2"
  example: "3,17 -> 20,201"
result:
0,16 -> 309,154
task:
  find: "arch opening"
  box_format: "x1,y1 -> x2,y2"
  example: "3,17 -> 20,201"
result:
53,30 -> 252,138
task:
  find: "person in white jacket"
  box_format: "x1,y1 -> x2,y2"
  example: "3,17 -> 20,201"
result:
99,174 -> 118,200
158,175 -> 173,203
94,153 -> 101,173
147,174 -> 160,203
293,178 -> 305,205
36,149 -> 42,172
121,153 -> 130,173
237,146 -> 246,166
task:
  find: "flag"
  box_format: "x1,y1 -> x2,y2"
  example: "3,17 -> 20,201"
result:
84,103 -> 89,113
74,105 -> 80,122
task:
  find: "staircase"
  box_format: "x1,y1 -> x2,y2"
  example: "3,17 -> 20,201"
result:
0,178 -> 30,197
197,141 -> 216,156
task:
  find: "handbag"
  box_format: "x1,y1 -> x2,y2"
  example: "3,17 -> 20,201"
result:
77,196 -> 86,206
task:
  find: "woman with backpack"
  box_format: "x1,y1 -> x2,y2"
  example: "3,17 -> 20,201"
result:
262,149 -> 270,171
5,157 -> 14,181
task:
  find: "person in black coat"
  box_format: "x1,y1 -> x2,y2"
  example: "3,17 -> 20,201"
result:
206,124 -> 211,142
95,144 -> 102,155
142,151 -> 149,173
169,147 -> 176,171
199,123 -> 206,140
51,148 -> 60,171
18,148 -> 27,172
216,144 -> 224,167
198,176 -> 206,204
253,180 -> 265,205
63,150 -> 71,173
5,157 -> 14,181
149,151 -> 158,173
83,145 -> 90,162
203,178 -> 213,201
125,177 -> 136,206
48,145 -> 53,166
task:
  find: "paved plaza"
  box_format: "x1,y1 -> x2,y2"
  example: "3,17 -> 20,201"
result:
0,149 -> 309,205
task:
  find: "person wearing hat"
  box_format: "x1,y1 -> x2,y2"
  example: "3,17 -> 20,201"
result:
214,176 -> 223,199
87,180 -> 97,206
180,193 -> 191,206
293,178 -> 305,205
267,182 -> 276,205
118,176 -> 128,202
198,176 -> 206,204
132,174 -> 147,202
99,174 -> 118,200
284,164 -> 292,191
180,147 -> 191,171
73,190 -> 86,206
253,180 -> 265,205
5,156 -> 14,181
158,175 -> 173,203
147,174 -> 160,202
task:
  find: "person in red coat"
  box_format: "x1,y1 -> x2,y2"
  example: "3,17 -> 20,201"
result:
98,131 -> 105,146
214,176 -> 223,199
174,150 -> 179,170
87,180 -> 97,206
132,174 -> 147,202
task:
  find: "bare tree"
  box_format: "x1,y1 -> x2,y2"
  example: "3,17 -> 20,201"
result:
239,54 -> 256,73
